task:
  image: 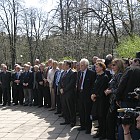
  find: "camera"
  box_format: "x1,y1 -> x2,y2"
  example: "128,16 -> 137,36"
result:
128,87 -> 140,99
117,107 -> 140,125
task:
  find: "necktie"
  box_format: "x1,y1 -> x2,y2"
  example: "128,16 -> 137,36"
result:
63,71 -> 67,78
16,73 -> 19,79
79,72 -> 84,90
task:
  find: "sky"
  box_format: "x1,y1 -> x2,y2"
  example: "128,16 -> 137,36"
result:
24,0 -> 57,12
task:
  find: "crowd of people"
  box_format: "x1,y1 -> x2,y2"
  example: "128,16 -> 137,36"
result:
0,54 -> 140,140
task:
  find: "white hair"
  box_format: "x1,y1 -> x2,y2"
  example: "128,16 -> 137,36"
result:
80,58 -> 89,66
106,54 -> 113,60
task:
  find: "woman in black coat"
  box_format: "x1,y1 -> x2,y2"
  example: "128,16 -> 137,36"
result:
105,59 -> 124,140
91,62 -> 109,139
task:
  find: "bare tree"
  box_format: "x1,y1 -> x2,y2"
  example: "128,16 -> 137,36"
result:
0,0 -> 21,68
21,8 -> 49,64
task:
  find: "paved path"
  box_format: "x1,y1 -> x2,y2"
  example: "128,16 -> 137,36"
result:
0,105 -> 98,140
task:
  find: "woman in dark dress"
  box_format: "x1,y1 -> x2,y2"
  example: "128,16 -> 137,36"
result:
91,62 -> 109,139
105,58 -> 124,140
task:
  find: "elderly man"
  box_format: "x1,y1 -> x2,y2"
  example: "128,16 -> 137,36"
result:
11,65 -> 23,105
0,64 -> 11,106
77,58 -> 96,134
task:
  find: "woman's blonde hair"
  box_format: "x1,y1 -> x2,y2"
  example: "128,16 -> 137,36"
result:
112,58 -> 125,73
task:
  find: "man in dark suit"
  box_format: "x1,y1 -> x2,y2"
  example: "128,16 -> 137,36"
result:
77,58 -> 96,134
59,60 -> 77,127
11,65 -> 23,105
21,64 -> 33,106
0,64 -> 11,106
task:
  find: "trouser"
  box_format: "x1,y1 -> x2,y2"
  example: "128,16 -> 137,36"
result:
2,87 -> 11,105
97,99 -> 109,138
106,109 -> 117,140
75,91 -> 79,114
33,88 -> 39,105
44,86 -> 51,107
50,86 -> 55,109
78,93 -> 92,131
0,86 -> 2,103
23,88 -> 32,105
55,86 -> 61,113
38,86 -> 45,106
13,85 -> 24,105
12,86 -> 14,103
98,116 -> 106,138
62,94 -> 76,124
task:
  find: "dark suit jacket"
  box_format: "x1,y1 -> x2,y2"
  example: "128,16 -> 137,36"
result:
60,69 -> 77,96
77,69 -> 96,101
21,71 -> 33,89
116,66 -> 140,103
92,72 -> 109,117
36,71 -> 45,87
11,72 -> 22,87
0,71 -> 11,89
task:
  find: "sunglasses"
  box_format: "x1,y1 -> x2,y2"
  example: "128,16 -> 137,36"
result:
112,64 -> 116,66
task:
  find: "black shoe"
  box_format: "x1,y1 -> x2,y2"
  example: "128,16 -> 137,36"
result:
13,103 -> 18,106
2,104 -> 6,106
29,104 -> 32,106
38,105 -> 43,108
77,127 -> 86,131
71,123 -> 75,127
93,132 -> 101,138
24,104 -> 28,106
46,105 -> 51,108
8,103 -> 11,106
54,112 -> 61,114
99,136 -> 106,140
85,130 -> 91,134
58,114 -> 63,117
60,122 -> 70,125
49,108 -> 55,111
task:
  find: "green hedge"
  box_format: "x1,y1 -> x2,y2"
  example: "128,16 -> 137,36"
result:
116,35 -> 140,58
